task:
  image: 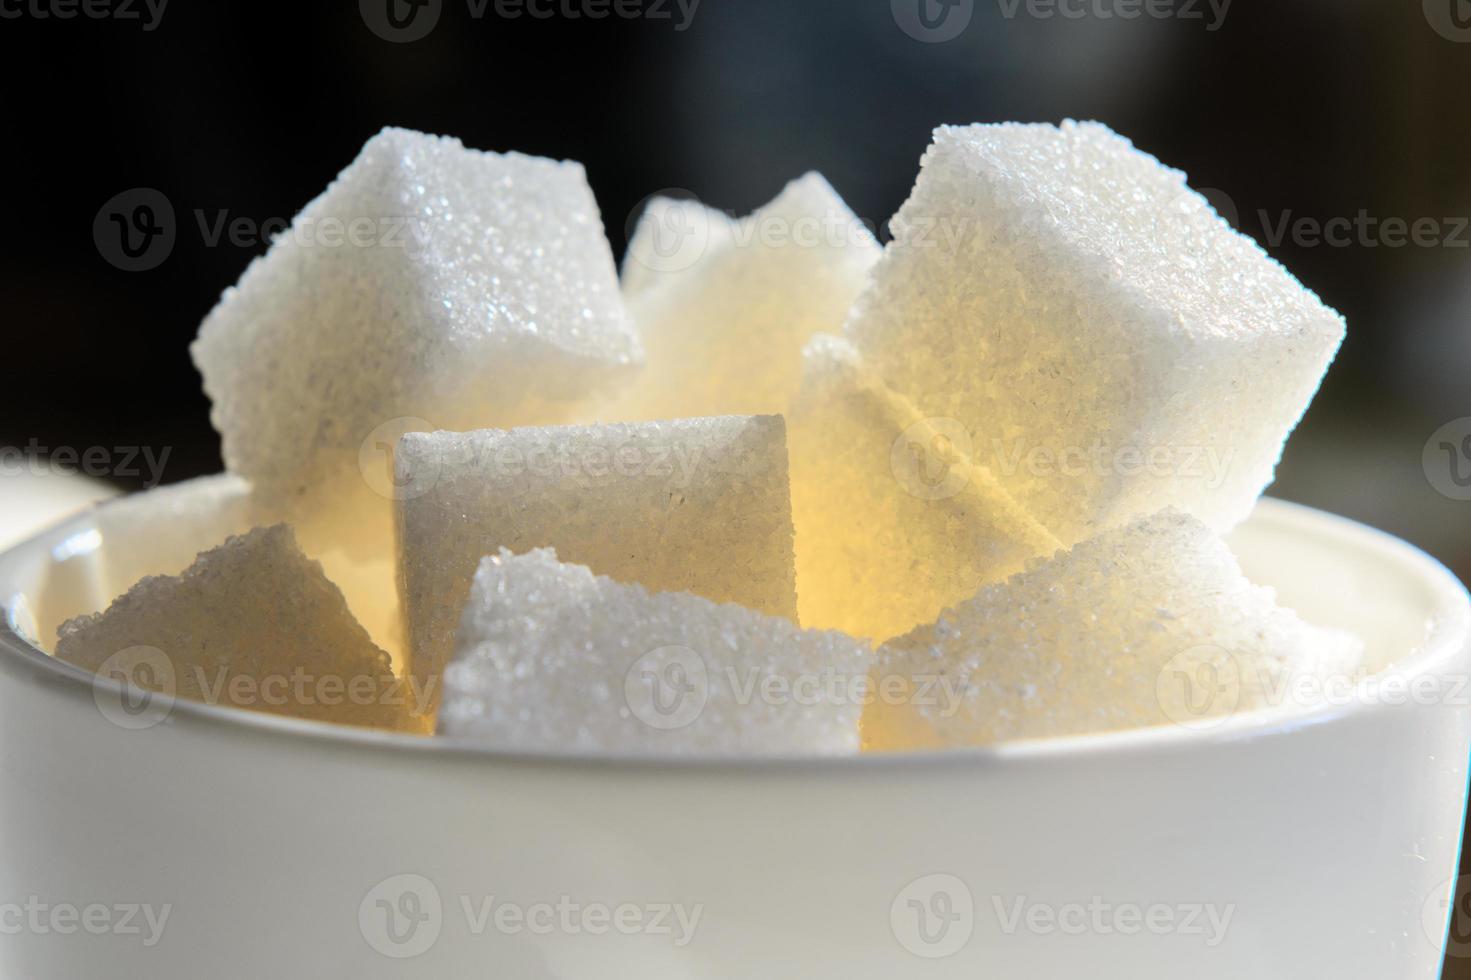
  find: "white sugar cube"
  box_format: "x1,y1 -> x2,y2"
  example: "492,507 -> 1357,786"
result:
603,174 -> 880,421
90,477 -> 405,664
865,510 -> 1364,750
314,550 -> 405,671
789,335 -> 1060,641
439,549 -> 869,755
397,415 -> 798,709
35,475 -> 257,647
845,121 -> 1346,543
92,474 -> 257,594
55,525 -> 420,732
191,127 -> 641,559
618,195 -> 737,299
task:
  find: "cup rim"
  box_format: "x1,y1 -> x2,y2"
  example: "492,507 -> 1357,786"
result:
2,493 -> 1467,773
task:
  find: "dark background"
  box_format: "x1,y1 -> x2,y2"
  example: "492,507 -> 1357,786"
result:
2,0 -> 1469,971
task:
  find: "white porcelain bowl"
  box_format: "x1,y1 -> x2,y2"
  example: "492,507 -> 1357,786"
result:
0,480 -> 1467,979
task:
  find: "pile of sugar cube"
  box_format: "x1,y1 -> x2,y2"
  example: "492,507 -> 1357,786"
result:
54,121 -> 1362,753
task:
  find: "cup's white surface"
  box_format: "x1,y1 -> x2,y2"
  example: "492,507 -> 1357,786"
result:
0,482 -> 1467,979
0,466 -> 116,551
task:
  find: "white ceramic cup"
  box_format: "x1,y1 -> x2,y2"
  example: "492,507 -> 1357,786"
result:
0,480 -> 1467,979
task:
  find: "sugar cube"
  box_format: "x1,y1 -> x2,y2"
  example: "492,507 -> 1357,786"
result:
314,550 -> 405,670
92,474 -> 257,594
864,510 -> 1365,750
439,548 -> 870,755
602,174 -> 881,421
191,127 -> 642,560
844,121 -> 1346,543
397,415 -> 798,709
55,525 -> 420,732
789,335 -> 1060,641
619,195 -> 736,299
87,476 -> 406,664
36,475 -> 259,650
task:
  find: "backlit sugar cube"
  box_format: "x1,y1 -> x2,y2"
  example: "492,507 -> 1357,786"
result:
397,415 -> 798,708
55,525 -> 420,732
788,335 -> 1060,642
191,127 -> 642,559
864,510 -> 1364,750
314,550 -> 405,671
92,474 -> 257,594
618,195 -> 736,299
91,476 -> 405,664
439,549 -> 870,755
34,475 -> 257,648
845,121 -> 1346,543
602,174 -> 881,421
